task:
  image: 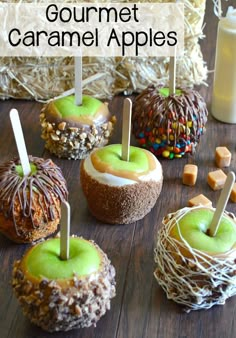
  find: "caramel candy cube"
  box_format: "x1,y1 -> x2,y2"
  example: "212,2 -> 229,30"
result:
182,164 -> 198,186
230,183 -> 236,203
207,169 -> 227,190
215,146 -> 231,167
188,194 -> 212,207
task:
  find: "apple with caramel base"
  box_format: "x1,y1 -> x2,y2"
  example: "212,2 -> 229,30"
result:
12,236 -> 116,332
0,156 -> 68,243
80,144 -> 163,224
154,206 -> 236,312
40,95 -> 116,160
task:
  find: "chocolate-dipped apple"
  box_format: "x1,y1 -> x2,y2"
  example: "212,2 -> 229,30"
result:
132,85 -> 208,159
0,156 -> 68,243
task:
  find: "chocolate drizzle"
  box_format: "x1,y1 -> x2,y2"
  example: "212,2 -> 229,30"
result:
0,156 -> 68,235
132,85 -> 208,157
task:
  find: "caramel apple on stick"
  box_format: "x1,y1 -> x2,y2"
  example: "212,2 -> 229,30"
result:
0,109 -> 68,243
12,201 -> 116,331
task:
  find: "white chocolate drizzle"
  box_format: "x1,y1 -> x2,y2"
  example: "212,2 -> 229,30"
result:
154,206 -> 236,312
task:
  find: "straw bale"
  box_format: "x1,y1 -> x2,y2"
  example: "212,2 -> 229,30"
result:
0,0 -> 208,100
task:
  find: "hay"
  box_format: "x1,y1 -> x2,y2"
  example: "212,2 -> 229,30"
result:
154,206 -> 236,312
0,0 -> 208,101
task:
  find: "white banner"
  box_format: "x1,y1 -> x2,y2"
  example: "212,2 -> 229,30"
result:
0,3 -> 184,57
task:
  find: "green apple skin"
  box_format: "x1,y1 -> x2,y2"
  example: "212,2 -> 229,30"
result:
159,87 -> 182,97
171,208 -> 236,253
92,144 -> 151,173
15,163 -> 37,177
54,95 -> 103,118
22,238 -> 102,280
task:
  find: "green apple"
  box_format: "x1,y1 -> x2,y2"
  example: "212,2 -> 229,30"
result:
159,87 -> 182,97
53,95 -> 104,118
15,163 -> 37,177
171,208 -> 236,253
21,237 -> 102,280
13,236 -> 116,332
91,144 -> 152,173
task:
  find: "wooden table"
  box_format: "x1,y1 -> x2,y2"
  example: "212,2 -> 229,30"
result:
1,2 -> 236,338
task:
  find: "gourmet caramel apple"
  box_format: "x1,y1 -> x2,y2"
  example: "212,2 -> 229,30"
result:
0,156 -> 68,243
80,144 -> 163,224
12,236 -> 116,332
132,85 -> 208,159
154,206 -> 236,312
40,95 -> 116,159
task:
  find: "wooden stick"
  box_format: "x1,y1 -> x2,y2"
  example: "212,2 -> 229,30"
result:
9,109 -> 31,176
121,98 -> 132,162
51,73 -> 106,102
218,0 -> 222,18
60,201 -> 71,260
209,171 -> 235,237
169,46 -> 177,95
74,55 -> 82,106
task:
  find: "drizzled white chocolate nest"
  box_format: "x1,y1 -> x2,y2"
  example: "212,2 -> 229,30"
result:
154,207 -> 236,312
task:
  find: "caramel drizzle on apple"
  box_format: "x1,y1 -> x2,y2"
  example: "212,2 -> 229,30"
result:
0,156 -> 68,235
91,148 -> 157,181
20,237 -> 105,286
44,97 -> 110,127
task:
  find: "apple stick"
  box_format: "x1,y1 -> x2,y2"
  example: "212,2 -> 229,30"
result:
218,0 -> 222,18
209,171 -> 235,237
74,55 -> 82,106
9,109 -> 31,176
52,73 -> 106,102
169,46 -> 176,95
121,98 -> 132,162
60,201 -> 71,260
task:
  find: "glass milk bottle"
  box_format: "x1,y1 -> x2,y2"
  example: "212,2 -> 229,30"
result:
212,6 -> 236,123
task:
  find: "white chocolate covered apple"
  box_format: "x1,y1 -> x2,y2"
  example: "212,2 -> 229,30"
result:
154,206 -> 236,312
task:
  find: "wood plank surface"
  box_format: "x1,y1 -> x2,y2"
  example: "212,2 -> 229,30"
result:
1,1 -> 236,338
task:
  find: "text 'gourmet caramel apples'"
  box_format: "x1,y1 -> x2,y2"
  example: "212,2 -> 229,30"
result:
0,156 -> 68,243
154,205 -> 236,311
132,85 -> 208,159
12,201 -> 116,332
80,144 -> 163,224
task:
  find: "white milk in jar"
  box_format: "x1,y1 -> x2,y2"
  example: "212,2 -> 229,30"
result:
212,6 -> 236,123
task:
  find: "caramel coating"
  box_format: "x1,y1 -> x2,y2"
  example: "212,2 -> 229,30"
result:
12,238 -> 116,332
0,156 -> 68,243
